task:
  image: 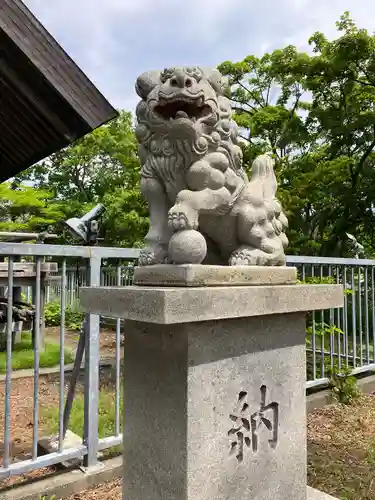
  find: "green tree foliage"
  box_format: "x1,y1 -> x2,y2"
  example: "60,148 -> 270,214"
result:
219,12 -> 375,256
16,110 -> 147,247
0,183 -> 64,234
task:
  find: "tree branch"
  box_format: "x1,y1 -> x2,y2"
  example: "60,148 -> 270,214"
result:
232,106 -> 254,116
230,97 -> 257,112
352,78 -> 375,87
276,91 -> 303,154
352,125 -> 375,189
355,63 -> 375,87
265,80 -> 272,106
234,79 -> 264,108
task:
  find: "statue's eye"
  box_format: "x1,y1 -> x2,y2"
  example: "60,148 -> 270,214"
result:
171,77 -> 178,86
185,78 -> 192,87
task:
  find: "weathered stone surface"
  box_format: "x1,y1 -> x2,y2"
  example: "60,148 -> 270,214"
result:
135,66 -> 289,267
168,230 -> 207,265
133,264 -> 297,287
307,486 -> 339,499
122,313 -> 307,499
80,280 -> 344,500
80,283 -> 344,324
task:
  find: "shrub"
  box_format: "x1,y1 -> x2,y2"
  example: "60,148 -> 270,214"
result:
328,366 -> 360,405
45,299 -> 84,331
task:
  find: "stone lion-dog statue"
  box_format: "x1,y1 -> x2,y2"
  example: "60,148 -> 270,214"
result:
134,66 -> 288,266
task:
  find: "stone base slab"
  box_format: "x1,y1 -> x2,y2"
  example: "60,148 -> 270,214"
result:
80,283 -> 344,324
307,486 -> 339,499
133,264 -> 297,287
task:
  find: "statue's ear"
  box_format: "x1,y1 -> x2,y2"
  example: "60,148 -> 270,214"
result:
135,71 -> 161,100
206,68 -> 223,94
205,69 -> 229,96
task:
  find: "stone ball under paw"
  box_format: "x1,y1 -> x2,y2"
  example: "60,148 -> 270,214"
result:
168,230 -> 207,264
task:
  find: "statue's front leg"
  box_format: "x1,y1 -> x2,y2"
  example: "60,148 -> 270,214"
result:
168,187 -> 232,231
139,176 -> 172,266
168,154 -> 237,232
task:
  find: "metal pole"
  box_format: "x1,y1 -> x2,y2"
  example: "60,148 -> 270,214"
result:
62,318 -> 86,439
115,266 -> 122,436
3,257 -> 14,468
83,254 -> 101,468
59,260 -> 67,450
32,257 -> 42,460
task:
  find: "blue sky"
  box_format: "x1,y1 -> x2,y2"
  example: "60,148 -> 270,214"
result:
24,0 -> 375,113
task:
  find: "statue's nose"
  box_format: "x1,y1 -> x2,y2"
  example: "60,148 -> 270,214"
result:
170,71 -> 193,88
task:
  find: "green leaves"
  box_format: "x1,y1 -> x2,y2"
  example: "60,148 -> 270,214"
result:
14,110 -> 147,247
0,184 -> 64,234
219,12 -> 375,257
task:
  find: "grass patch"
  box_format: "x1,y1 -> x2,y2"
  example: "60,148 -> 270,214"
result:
0,332 -> 74,373
308,395 -> 375,499
42,385 -> 123,456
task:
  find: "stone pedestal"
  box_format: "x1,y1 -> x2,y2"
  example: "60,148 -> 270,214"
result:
80,265 -> 343,500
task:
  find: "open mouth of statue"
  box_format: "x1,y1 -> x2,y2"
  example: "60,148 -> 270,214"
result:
155,97 -> 212,121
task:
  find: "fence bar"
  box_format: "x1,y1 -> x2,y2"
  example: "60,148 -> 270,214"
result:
115,266 -> 122,436
320,265 -> 325,378
0,446 -> 86,480
311,265 -> 317,380
328,265 -> 334,369
306,362 -> 375,390
373,267 -> 375,362
0,242 -> 140,260
286,255 -> 375,266
336,265 -> 342,370
59,260 -> 67,452
358,267 -> 363,365
98,435 -> 123,451
365,267 -> 370,364
3,257 -> 14,468
32,257 -> 42,460
343,266 -> 349,368
351,267 -> 357,369
83,255 -> 101,468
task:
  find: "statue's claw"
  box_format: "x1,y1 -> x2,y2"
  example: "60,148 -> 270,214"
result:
168,204 -> 199,232
138,246 -> 169,266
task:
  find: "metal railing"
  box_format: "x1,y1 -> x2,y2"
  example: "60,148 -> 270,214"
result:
0,243 -> 374,481
19,254 -> 375,390
0,242 -> 137,481
288,256 -> 375,389
42,256 -> 375,388
38,264 -> 135,306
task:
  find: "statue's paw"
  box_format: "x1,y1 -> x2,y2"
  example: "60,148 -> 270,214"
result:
168,205 -> 199,232
138,247 -> 168,266
229,246 -> 274,266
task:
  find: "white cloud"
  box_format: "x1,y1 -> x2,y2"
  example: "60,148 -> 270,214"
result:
23,0 -> 375,112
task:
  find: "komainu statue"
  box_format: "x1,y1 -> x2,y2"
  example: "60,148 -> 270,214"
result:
135,66 -> 289,266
